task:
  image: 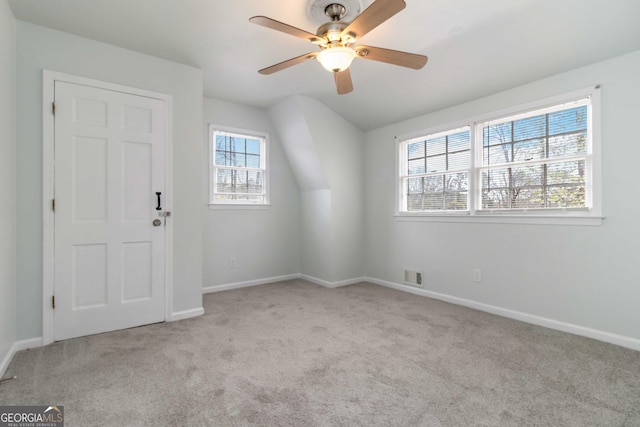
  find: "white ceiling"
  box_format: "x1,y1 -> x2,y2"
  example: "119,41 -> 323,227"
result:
8,0 -> 640,131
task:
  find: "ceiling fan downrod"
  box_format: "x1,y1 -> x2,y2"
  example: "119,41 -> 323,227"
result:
324,4 -> 347,21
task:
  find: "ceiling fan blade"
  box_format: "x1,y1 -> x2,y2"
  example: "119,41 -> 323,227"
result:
334,69 -> 353,95
341,0 -> 406,40
355,45 -> 427,69
258,52 -> 319,75
250,16 -> 324,45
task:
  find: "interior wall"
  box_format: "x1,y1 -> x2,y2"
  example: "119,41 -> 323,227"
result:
0,0 -> 16,362
269,95 -> 365,283
15,21 -> 204,340
202,98 -> 301,288
364,49 -> 640,342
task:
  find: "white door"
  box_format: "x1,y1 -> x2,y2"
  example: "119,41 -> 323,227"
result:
53,81 -> 167,341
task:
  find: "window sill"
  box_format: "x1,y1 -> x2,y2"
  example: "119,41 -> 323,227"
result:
395,213 -> 604,226
208,203 -> 271,210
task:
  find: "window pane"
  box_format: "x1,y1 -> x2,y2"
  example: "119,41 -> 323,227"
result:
547,160 -> 585,185
408,159 -> 425,175
231,153 -> 246,168
424,175 -> 444,192
215,150 -> 228,166
512,187 -> 544,209
408,141 -> 425,160
247,171 -> 263,194
513,115 -> 545,141
548,133 -> 587,158
512,164 -> 543,187
215,134 -> 227,151
445,172 -> 468,192
482,188 -> 511,209
426,136 -> 446,156
216,169 -> 232,193
548,106 -> 587,135
448,131 -> 470,152
484,144 -> 512,165
482,168 -> 510,190
407,177 -> 423,194
449,151 -> 469,170
231,137 -> 245,153
513,139 -> 545,162
484,122 -> 512,146
426,154 -> 446,173
246,139 -> 261,155
546,185 -> 585,208
246,154 -> 260,169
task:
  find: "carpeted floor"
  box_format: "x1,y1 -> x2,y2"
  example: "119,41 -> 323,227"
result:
1,280 -> 640,426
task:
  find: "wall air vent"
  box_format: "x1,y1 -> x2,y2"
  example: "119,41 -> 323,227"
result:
404,270 -> 423,288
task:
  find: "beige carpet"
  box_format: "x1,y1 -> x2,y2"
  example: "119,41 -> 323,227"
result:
2,280 -> 640,426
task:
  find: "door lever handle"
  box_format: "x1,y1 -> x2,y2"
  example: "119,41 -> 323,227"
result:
155,192 -> 162,211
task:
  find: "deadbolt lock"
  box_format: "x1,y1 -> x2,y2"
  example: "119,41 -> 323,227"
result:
153,219 -> 162,227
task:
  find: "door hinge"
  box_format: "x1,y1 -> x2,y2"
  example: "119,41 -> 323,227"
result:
52,102 -> 55,116
52,199 -> 55,212
52,295 -> 55,309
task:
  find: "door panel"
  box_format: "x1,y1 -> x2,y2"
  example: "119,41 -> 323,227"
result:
54,81 -> 166,341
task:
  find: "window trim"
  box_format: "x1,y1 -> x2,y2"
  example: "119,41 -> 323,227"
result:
395,87 -> 603,225
208,124 -> 270,207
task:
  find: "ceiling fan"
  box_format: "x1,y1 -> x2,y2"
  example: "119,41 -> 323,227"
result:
249,0 -> 428,95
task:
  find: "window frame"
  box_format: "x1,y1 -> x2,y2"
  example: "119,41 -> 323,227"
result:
395,87 -> 602,225
209,124 -> 270,208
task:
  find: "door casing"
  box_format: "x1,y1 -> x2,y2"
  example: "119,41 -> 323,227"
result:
42,70 -> 174,345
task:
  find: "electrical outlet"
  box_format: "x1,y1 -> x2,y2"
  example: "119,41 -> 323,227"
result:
229,257 -> 236,268
473,268 -> 482,283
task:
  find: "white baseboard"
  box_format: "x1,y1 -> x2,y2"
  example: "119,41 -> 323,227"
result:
365,277 -> 640,352
203,274 -> 300,294
300,275 -> 366,289
169,307 -> 204,322
1,337 -> 43,379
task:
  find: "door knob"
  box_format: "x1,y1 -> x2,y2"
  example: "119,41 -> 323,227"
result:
153,219 -> 162,227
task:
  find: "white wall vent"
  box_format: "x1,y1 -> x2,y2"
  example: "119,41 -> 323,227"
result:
404,270 -> 423,288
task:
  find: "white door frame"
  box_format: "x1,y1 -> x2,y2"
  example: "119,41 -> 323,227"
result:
42,70 -> 174,345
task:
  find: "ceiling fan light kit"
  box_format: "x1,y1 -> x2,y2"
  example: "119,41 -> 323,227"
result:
250,0 -> 428,95
317,46 -> 357,72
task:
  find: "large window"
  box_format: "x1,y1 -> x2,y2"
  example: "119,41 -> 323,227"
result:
398,88 -> 601,222
210,126 -> 268,205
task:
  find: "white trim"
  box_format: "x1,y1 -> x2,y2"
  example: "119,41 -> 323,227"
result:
300,275 -> 366,289
42,70 -> 174,345
168,308 -> 204,322
0,338 -> 43,379
208,203 -> 272,210
364,277 -> 640,352
203,274 -> 300,294
395,213 -> 604,226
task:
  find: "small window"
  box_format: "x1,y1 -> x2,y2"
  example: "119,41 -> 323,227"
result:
397,87 -> 601,222
400,127 -> 470,212
210,126 -> 268,205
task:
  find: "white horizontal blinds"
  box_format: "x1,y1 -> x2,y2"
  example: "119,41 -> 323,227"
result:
213,130 -> 266,203
480,99 -> 589,210
403,127 -> 470,211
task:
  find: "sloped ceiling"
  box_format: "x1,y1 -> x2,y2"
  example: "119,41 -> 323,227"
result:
8,0 -> 640,131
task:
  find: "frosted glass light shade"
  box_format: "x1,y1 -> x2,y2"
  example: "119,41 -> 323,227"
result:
317,46 -> 356,72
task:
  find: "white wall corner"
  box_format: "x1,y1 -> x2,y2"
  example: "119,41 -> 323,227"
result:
300,275 -> 366,289
0,337 -> 43,379
203,274 -> 300,294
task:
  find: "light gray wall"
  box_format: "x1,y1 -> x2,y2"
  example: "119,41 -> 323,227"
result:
0,0 -> 16,361
269,96 -> 365,283
15,21 -> 204,340
202,98 -> 301,287
364,49 -> 640,341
